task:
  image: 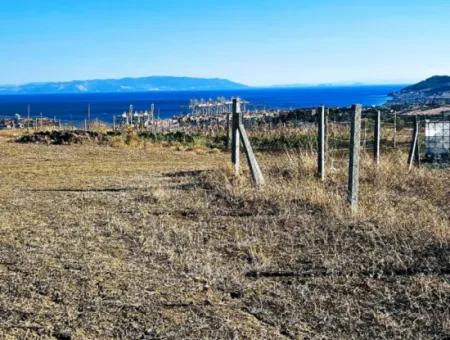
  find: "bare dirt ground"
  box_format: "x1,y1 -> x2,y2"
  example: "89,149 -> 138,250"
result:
0,133 -> 449,339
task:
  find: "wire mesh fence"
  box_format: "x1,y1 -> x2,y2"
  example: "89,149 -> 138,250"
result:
2,106 -> 450,167
425,121 -> 450,162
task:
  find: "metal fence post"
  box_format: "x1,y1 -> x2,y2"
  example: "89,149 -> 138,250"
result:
348,104 -> 362,211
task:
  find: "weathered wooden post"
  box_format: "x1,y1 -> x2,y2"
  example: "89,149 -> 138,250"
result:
393,112 -> 397,148
324,108 -> 329,156
238,123 -> 265,187
113,116 -> 116,131
348,104 -> 362,211
231,99 -> 241,174
408,116 -> 420,170
84,120 -> 88,131
230,98 -> 265,187
317,106 -> 326,180
362,118 -> 367,150
374,110 -> 381,165
226,111 -> 231,149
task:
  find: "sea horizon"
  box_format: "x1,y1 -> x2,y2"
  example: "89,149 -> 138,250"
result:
0,85 -> 405,124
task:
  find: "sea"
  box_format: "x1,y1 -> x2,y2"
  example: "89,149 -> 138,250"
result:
0,85 -> 404,125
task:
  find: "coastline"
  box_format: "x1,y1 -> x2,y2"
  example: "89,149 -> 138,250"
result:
0,85 -> 404,124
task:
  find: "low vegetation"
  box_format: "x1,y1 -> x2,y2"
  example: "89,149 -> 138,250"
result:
0,127 -> 448,339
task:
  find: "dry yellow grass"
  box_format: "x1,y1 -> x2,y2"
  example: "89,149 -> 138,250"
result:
0,131 -> 448,339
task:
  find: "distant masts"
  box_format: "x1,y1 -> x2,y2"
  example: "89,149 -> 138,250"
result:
121,103 -> 156,127
189,97 -> 249,116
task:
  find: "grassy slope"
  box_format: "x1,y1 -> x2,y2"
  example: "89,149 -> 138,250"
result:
0,131 -> 448,339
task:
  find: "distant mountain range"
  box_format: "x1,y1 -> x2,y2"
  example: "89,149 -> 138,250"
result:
2,75 -> 449,100
0,76 -> 248,94
388,75 -> 450,105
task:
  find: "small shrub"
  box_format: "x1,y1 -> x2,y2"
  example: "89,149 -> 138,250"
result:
109,135 -> 125,148
125,131 -> 141,147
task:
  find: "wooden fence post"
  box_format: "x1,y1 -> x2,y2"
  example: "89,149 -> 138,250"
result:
231,99 -> 241,174
393,112 -> 397,148
325,108 -> 329,156
348,104 -> 362,211
317,106 -> 326,180
229,98 -> 265,187
226,111 -> 231,149
408,116 -> 420,170
374,110 -> 381,165
238,124 -> 265,187
362,118 -> 367,150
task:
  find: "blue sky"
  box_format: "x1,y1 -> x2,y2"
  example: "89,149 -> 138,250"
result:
0,0 -> 449,86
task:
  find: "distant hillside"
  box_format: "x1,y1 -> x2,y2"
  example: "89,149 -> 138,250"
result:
388,75 -> 450,105
402,75 -> 450,93
0,76 -> 248,94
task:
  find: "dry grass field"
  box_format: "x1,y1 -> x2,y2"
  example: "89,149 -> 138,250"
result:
0,129 -> 449,339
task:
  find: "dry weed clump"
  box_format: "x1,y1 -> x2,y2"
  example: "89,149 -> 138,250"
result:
125,131 -> 142,147
0,133 -> 448,339
108,135 -> 126,148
